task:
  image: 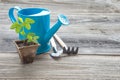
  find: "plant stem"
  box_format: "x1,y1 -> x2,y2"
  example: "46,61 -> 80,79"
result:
24,39 -> 28,46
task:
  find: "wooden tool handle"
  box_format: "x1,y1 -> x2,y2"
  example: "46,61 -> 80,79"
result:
54,34 -> 67,49
50,37 -> 57,53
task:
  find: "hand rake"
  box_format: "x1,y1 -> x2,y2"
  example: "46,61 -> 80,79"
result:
53,34 -> 79,56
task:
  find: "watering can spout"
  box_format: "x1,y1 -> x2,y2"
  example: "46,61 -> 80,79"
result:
44,14 -> 69,43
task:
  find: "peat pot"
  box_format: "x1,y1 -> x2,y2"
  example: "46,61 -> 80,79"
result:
14,40 -> 39,64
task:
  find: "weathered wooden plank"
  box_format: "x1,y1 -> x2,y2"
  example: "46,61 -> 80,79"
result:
0,4 -> 120,54
0,0 -> 120,80
1,0 -> 120,13
0,52 -> 120,79
1,1 -> 120,80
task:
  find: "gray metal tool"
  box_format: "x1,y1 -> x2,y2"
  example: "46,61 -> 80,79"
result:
50,34 -> 79,58
54,34 -> 79,56
50,37 -> 63,57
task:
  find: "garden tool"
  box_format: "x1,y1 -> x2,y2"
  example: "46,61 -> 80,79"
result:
50,34 -> 79,58
50,37 -> 57,53
54,34 -> 79,56
50,37 -> 63,57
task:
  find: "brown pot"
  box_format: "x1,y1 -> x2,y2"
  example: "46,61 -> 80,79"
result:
14,40 -> 39,64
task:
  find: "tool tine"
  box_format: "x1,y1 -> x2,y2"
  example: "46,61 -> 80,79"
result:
67,47 -> 71,55
63,47 -> 67,53
71,47 -> 75,54
74,47 -> 79,55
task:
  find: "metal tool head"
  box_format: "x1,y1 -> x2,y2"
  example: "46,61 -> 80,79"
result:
50,50 -> 63,58
63,47 -> 79,55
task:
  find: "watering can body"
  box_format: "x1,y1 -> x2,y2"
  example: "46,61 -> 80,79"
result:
8,6 -> 69,55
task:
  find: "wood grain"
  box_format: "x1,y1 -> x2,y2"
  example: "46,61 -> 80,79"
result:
0,52 -> 120,80
1,0 -> 120,53
1,0 -> 120,79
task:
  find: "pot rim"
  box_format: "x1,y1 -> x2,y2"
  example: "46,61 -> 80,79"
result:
14,40 -> 40,49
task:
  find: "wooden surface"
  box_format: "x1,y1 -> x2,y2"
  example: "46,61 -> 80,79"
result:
1,0 -> 120,79
1,0 -> 120,54
0,52 -> 120,80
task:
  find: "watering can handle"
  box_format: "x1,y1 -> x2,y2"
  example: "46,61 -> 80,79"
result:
8,6 -> 22,23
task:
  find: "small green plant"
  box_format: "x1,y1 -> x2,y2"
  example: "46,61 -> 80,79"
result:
10,17 -> 39,45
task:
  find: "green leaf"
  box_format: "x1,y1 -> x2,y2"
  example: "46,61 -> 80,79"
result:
20,30 -> 25,36
18,17 -> 23,23
27,34 -> 33,40
10,22 -> 20,29
21,22 -> 26,27
10,17 -> 36,41
26,32 -> 39,43
25,18 -> 35,24
32,36 -> 39,43
28,33 -> 35,37
15,27 -> 22,33
33,40 -> 38,43
27,39 -> 32,43
34,36 -> 39,40
25,23 -> 31,30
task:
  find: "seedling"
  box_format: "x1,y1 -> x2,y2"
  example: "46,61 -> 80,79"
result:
10,17 -> 40,64
10,17 -> 39,45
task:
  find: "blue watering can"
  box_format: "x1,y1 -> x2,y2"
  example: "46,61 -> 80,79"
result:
8,6 -> 69,55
